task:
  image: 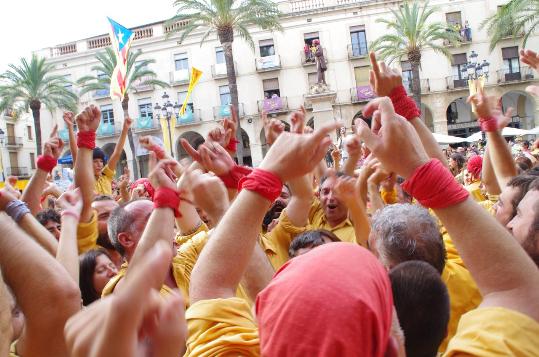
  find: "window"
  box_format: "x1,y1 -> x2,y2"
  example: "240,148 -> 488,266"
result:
174,53 -> 189,71
354,66 -> 370,87
446,11 -> 462,27
63,74 -> 73,92
502,46 -> 520,74
219,85 -> 231,105
138,98 -> 153,119
350,26 -> 368,56
263,78 -> 280,98
30,153 -> 35,169
452,53 -> 468,80
303,32 -> 319,46
215,47 -> 225,64
259,39 -> 275,57
178,91 -> 194,112
27,126 -> 33,140
100,104 -> 114,125
401,61 -> 413,92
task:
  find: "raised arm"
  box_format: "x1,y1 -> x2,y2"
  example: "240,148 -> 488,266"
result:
190,121 -> 340,303
107,117 -> 131,171
481,147 -> 501,196
63,111 -> 78,164
343,135 -> 361,176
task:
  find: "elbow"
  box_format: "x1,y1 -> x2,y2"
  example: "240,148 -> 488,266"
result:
47,279 -> 81,319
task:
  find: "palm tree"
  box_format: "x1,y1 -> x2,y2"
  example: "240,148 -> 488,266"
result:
78,47 -> 169,179
371,1 -> 460,107
168,0 -> 282,165
481,0 -> 539,51
0,54 -> 78,155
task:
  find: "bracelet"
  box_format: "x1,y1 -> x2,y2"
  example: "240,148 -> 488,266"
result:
153,187 -> 181,217
218,165 -> 253,189
239,168 -> 283,202
77,131 -> 96,149
61,211 -> 80,221
388,85 -> 421,121
479,117 -> 498,132
402,159 -> 469,209
5,200 -> 30,223
37,155 -> 57,172
226,138 -> 240,153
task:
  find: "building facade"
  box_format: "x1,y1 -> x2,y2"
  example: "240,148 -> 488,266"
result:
25,0 -> 539,177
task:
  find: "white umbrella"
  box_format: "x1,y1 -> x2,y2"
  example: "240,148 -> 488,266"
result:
501,127 -> 530,137
525,126 -> 539,135
465,132 -> 483,142
432,133 -> 467,144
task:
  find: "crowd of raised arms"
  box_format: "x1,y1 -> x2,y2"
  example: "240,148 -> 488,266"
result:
1,50 -> 539,357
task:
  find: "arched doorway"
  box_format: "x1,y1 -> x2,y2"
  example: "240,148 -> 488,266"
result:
136,135 -> 164,178
176,131 -> 205,161
260,121 -> 290,158
102,143 -> 127,178
446,97 -> 478,138
239,129 -> 252,167
501,90 -> 536,129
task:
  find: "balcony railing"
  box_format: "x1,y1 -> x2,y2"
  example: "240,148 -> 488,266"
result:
176,109 -> 202,126
497,66 -> 535,84
133,26 -> 153,40
258,96 -> 289,114
132,76 -> 154,92
4,136 -> 23,147
213,104 -> 245,120
351,86 -> 376,103
53,43 -> 77,57
97,122 -> 118,137
134,117 -> 160,132
255,55 -> 281,72
94,88 -> 110,98
402,79 -> 431,94
5,167 -> 29,177
347,44 -> 368,59
301,47 -> 326,66
3,108 -> 17,118
445,75 -> 468,90
163,20 -> 190,34
443,24 -> 472,46
290,0 -> 325,12
58,128 -> 70,142
211,62 -> 236,79
87,35 -> 111,50
170,69 -> 190,85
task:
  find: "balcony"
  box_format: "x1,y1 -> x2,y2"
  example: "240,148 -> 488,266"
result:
347,44 -> 368,59
445,75 -> 468,90
176,109 -> 202,126
497,66 -> 535,84
258,96 -> 289,115
134,117 -> 160,133
5,167 -> 29,178
290,0 -> 324,12
211,62 -> 236,79
58,128 -> 70,142
301,47 -> 326,66
403,79 -> 431,94
97,121 -> 118,137
4,136 -> 23,148
255,55 -> 281,72
350,86 -> 376,103
443,25 -> 472,46
3,108 -> 17,119
94,88 -> 110,99
213,104 -> 245,120
170,69 -> 190,85
132,76 -> 154,92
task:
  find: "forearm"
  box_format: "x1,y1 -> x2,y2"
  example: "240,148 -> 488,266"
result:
21,169 -> 48,215
68,127 -> 77,164
410,118 -> 449,169
19,213 -> 58,256
347,202 -> 370,247
368,183 -> 385,213
343,154 -> 360,176
75,148 -> 95,223
190,190 -> 271,303
175,201 -> 203,234
56,216 -> 79,284
286,175 -> 313,227
487,131 -> 517,188
240,241 -> 275,302
481,147 -> 501,195
119,186 -> 130,203
333,157 -> 341,171
108,128 -> 128,169
315,159 -> 327,183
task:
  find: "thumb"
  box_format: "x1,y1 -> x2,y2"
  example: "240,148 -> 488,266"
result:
356,119 -> 380,152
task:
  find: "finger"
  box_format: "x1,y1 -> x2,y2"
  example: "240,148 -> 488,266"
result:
50,124 -> 58,138
300,105 -> 306,115
149,152 -> 157,172
379,62 -> 388,74
310,121 -> 343,144
372,110 -> 382,135
369,70 -> 376,90
180,139 -> 202,162
356,119 -> 380,152
149,291 -> 187,357
369,52 -> 381,78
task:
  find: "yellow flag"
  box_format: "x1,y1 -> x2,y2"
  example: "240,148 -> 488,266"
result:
160,117 -> 172,156
179,67 -> 203,116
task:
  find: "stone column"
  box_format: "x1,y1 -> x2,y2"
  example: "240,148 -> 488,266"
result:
305,90 -> 338,140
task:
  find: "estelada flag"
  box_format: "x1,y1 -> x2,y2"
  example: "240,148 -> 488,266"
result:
107,17 -> 134,101
179,67 -> 203,116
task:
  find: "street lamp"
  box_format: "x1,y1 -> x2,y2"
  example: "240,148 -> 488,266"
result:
154,92 -> 179,158
0,129 -> 5,182
461,50 -> 490,140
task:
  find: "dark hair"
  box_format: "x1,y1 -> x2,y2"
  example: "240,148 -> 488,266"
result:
36,209 -> 61,226
506,175 -> 538,220
390,261 -> 450,357
319,172 -> 346,187
289,229 -> 341,257
79,248 -> 111,306
449,153 -> 465,171
93,147 -> 107,163
94,194 -> 114,202
525,166 -> 539,176
515,156 -> 533,172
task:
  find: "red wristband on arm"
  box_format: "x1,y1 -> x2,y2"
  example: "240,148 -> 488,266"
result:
77,131 -> 96,150
479,117 -> 498,132
150,145 -> 166,160
402,159 -> 469,209
153,187 -> 181,217
226,138 -> 240,153
37,155 -> 57,172
239,168 -> 283,202
388,85 -> 421,121
218,165 -> 253,189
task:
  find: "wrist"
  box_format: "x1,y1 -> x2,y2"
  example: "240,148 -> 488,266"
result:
388,85 -> 421,121
77,131 -> 96,149
479,117 -> 498,132
153,187 -> 181,217
37,155 -> 57,172
239,168 -> 283,202
218,164 -> 253,190
61,210 -> 80,222
5,200 -> 30,223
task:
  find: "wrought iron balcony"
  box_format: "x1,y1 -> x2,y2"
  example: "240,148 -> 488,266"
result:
258,96 -> 289,114
255,55 -> 281,72
132,76 -> 155,92
213,104 -> 245,120
94,88 -> 110,98
5,167 -> 29,177
176,109 -> 202,126
97,121 -> 118,137
445,75 -> 468,90
211,62 -> 236,79
134,117 -> 160,132
4,136 -> 23,148
497,66 -> 535,84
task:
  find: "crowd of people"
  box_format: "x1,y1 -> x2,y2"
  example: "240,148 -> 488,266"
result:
1,49 -> 539,357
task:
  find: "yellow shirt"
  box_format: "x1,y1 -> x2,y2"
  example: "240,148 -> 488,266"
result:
381,187 -> 398,205
477,195 -> 497,216
444,307 -> 539,356
465,181 -> 486,203
9,340 -> 18,357
308,199 -> 356,244
94,164 -> 115,195
175,222 -> 209,247
186,297 -> 259,357
76,210 -> 99,254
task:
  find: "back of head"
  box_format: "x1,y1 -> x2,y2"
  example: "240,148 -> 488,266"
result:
390,261 -> 450,357
288,229 -> 341,257
256,243 -> 393,357
36,209 -> 60,226
515,156 -> 533,172
370,204 -> 446,274
107,204 -> 133,256
450,153 -> 465,170
466,155 -> 482,179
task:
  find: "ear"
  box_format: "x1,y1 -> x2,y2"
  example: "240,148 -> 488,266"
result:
118,232 -> 136,250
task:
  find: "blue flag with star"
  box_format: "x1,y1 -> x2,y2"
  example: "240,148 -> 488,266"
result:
107,17 -> 134,101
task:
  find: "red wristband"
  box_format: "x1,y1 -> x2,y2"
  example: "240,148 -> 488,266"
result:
150,145 -> 166,160
218,165 -> 253,189
402,159 -> 469,209
37,155 -> 57,172
226,138 -> 240,153
77,131 -> 96,150
479,117 -> 498,132
153,187 -> 181,217
388,85 -> 421,121
239,168 -> 283,202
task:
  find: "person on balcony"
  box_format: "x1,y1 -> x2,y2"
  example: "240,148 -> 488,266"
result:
313,39 -> 327,85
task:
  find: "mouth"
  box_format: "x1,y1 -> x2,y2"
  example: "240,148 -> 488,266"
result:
327,203 -> 338,210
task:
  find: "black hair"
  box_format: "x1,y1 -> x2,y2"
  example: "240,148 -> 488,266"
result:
93,147 -> 107,163
289,229 -> 341,258
79,248 -> 112,306
36,209 -> 61,226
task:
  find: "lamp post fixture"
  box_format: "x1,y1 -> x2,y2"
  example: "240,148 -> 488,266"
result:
461,50 -> 490,141
0,129 -> 5,182
154,92 -> 180,158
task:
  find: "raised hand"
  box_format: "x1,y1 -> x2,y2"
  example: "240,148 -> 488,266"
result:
262,111 -> 285,145
56,189 -> 83,219
333,174 -> 359,206
345,134 -> 362,157
259,121 -> 342,182
207,126 -> 231,149
75,105 -> 101,132
223,104 -> 238,147
521,49 -> 539,97
467,90 -> 513,130
123,117 -> 133,130
43,125 -> 64,159
356,97 -> 429,179
149,159 -> 179,191
63,112 -> 75,128
180,140 -> 235,176
369,52 -> 402,97
290,106 -> 306,134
